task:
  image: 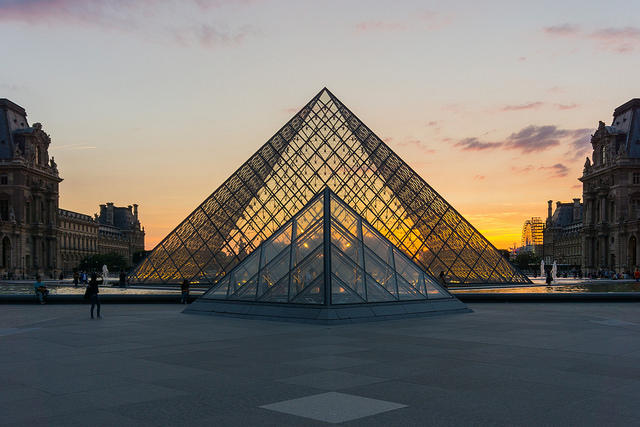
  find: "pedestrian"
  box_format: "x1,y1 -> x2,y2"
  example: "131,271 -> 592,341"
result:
181,279 -> 190,304
634,268 -> 640,282
73,271 -> 79,287
34,276 -> 48,304
119,271 -> 127,288
87,272 -> 101,319
438,271 -> 447,288
546,269 -> 553,285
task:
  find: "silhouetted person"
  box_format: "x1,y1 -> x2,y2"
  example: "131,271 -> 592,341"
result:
119,271 -> 126,288
181,279 -> 190,304
438,271 -> 447,288
87,272 -> 101,319
73,271 -> 79,287
34,276 -> 47,304
546,270 -> 553,285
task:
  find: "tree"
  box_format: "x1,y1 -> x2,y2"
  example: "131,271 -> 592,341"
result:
514,251 -> 541,271
78,253 -> 128,273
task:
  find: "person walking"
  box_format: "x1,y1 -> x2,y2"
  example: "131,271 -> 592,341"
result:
119,271 -> 127,288
87,272 -> 101,319
546,269 -> 553,285
634,268 -> 640,282
34,276 -> 48,304
181,279 -> 190,304
73,271 -> 79,287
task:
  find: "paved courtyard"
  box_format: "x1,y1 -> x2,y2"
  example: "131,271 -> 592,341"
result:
1,302 -> 639,426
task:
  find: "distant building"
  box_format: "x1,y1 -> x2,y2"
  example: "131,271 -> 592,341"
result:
59,209 -> 98,273
0,99 -> 62,278
543,199 -> 582,268
96,202 -> 145,265
520,217 -> 544,256
0,97 -> 144,277
581,98 -> 640,273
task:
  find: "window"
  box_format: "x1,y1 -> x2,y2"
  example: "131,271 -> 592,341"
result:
633,173 -> 640,185
0,175 -> 7,185
602,146 -> 607,164
0,200 -> 8,221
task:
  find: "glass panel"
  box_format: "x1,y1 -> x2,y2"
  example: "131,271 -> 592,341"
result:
426,280 -> 449,299
331,249 -> 366,299
257,252 -> 290,298
364,249 -> 396,297
229,275 -> 258,300
362,224 -> 392,265
330,195 -> 358,236
332,275 -> 365,304
365,273 -> 396,302
330,223 -> 361,265
262,223 -> 292,266
259,273 -> 289,302
397,276 -> 425,300
293,221 -> 323,265
290,248 -> 324,299
296,195 -> 324,235
291,275 -> 324,304
393,249 -> 423,294
229,250 -> 260,294
204,275 -> 229,299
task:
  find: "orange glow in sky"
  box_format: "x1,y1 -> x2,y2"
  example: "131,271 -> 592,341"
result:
1,1 -> 637,251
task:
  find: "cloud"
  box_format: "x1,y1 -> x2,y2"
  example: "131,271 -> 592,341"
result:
454,125 -> 591,154
539,163 -> 569,178
0,0 -> 255,49
554,103 -> 579,110
543,23 -> 640,53
511,165 -> 534,174
500,102 -> 544,112
455,137 -> 503,151
543,23 -> 580,36
474,175 -> 485,180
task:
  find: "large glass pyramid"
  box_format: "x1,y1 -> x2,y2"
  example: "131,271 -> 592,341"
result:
186,189 -> 469,323
131,88 -> 529,286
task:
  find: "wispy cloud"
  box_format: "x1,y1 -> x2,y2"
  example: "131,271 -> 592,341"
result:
496,101 -> 579,112
454,125 -> 591,154
543,23 -> 640,53
539,163 -> 569,178
499,102 -> 544,112
0,0 -> 255,49
455,138 -> 502,151
543,23 -> 580,36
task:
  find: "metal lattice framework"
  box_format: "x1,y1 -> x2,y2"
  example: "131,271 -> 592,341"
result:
130,88 -> 530,285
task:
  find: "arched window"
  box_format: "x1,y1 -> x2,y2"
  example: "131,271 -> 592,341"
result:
602,145 -> 607,164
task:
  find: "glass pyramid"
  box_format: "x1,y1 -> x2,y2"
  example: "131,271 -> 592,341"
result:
130,88 -> 529,286
201,188 -> 453,305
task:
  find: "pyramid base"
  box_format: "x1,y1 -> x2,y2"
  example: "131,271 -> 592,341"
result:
184,298 -> 471,324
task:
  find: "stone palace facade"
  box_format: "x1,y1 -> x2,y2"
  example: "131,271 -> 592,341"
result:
0,98 -> 144,278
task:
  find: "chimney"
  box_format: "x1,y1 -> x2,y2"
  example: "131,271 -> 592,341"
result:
573,198 -> 581,222
133,204 -> 138,219
547,200 -> 553,220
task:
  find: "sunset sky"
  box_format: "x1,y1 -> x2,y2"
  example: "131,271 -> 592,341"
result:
1,0 -> 638,250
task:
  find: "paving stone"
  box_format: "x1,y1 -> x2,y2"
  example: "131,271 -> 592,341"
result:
260,392 -> 407,423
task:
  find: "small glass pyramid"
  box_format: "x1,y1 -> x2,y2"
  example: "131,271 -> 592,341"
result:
200,188 -> 455,306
